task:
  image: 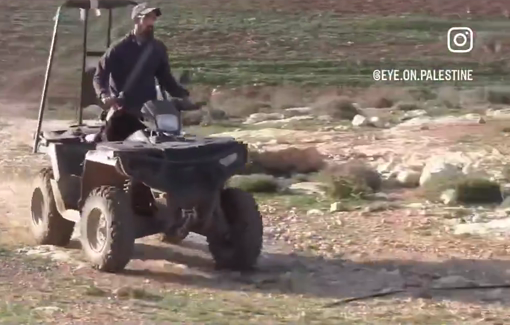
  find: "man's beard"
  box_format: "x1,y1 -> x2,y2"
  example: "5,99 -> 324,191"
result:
141,27 -> 154,39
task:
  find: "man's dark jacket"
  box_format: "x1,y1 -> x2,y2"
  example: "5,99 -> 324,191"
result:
93,32 -> 189,114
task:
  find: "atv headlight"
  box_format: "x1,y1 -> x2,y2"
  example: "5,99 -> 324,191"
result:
219,153 -> 237,166
156,114 -> 179,132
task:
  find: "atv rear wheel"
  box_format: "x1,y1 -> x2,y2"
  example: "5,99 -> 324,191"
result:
80,186 -> 135,273
207,188 -> 263,270
30,168 -> 75,246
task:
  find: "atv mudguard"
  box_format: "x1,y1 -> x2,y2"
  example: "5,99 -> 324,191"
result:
79,137 -> 248,209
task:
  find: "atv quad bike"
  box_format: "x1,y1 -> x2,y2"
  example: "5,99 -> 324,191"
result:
30,0 -> 263,273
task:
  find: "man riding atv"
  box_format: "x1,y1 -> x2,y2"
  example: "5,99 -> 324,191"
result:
93,2 -> 194,141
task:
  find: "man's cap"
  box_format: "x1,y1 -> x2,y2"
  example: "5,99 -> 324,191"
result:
131,3 -> 162,20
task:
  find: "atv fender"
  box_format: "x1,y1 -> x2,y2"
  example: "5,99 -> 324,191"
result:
79,150 -> 128,208
49,179 -> 80,221
43,143 -> 82,221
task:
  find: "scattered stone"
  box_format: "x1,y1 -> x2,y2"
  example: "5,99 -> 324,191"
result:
289,182 -> 326,196
401,109 -> 428,121
405,202 -> 428,209
453,217 -> 510,235
244,113 -> 285,124
368,116 -> 385,127
471,213 -> 484,223
363,202 -> 392,213
486,108 -> 510,119
333,125 -> 350,131
352,114 -> 368,127
317,115 -> 333,122
33,306 -> 63,315
284,107 -> 312,117
252,115 -> 314,126
306,209 -> 324,216
330,202 -> 348,212
396,170 -> 421,187
440,189 -> 457,205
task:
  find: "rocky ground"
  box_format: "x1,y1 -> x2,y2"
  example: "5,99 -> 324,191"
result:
3,98 -> 510,323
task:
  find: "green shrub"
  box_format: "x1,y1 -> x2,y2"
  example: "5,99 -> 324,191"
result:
455,178 -> 502,204
319,161 -> 382,199
485,86 -> 510,105
422,176 -> 502,204
312,96 -> 359,120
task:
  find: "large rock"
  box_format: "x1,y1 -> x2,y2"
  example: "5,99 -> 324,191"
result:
251,146 -> 325,174
396,170 -> 421,187
244,113 -> 284,124
419,155 -> 466,186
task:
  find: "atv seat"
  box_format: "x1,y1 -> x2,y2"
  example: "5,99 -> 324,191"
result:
41,125 -> 103,143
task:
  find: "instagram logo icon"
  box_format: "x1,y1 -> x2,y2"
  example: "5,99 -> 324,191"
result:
447,27 -> 474,53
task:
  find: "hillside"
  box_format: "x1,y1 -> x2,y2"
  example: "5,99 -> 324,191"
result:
2,0 -> 510,105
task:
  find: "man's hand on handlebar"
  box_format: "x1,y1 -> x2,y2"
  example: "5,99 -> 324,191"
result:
178,97 -> 206,111
101,94 -> 122,110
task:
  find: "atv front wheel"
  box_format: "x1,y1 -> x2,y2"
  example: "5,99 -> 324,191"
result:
80,186 -> 135,273
30,168 -> 75,246
207,188 -> 263,270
